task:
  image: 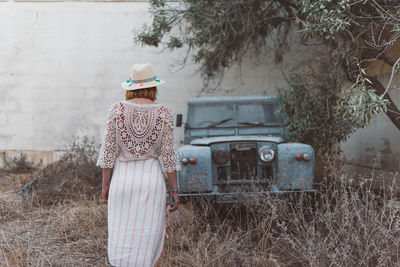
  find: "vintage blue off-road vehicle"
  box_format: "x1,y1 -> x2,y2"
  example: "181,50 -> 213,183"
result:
175,95 -> 314,203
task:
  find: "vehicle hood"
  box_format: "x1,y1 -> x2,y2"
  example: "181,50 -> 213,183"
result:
190,135 -> 285,145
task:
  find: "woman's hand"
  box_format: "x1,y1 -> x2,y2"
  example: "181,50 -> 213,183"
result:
102,168 -> 113,204
166,171 -> 179,212
168,190 -> 179,212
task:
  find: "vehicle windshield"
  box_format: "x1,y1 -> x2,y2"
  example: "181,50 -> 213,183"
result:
237,103 -> 283,125
189,104 -> 236,128
189,102 -> 284,128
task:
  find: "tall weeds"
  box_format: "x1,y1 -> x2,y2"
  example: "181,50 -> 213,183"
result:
266,169 -> 400,266
163,168 -> 400,266
1,147 -> 399,266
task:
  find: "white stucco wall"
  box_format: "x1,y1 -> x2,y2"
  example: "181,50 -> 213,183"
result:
0,1 -> 399,171
0,2 -> 290,165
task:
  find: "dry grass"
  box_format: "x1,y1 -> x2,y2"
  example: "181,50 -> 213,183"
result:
0,148 -> 399,266
0,173 -> 108,266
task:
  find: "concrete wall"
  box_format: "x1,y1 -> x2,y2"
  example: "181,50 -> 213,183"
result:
0,1 -> 291,166
341,78 -> 400,173
0,1 -> 399,172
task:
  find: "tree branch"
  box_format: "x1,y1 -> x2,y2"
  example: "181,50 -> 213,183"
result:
368,76 -> 400,130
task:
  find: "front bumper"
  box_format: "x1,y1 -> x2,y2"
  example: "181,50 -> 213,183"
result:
179,189 -> 317,204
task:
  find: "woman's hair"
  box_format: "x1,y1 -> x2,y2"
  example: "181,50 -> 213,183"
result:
125,87 -> 157,101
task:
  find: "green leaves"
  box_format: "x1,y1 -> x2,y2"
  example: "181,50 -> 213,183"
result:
135,0 -> 293,82
299,0 -> 351,40
278,60 -> 389,157
277,63 -> 363,157
337,72 -> 389,126
136,0 -> 400,134
167,37 -> 183,49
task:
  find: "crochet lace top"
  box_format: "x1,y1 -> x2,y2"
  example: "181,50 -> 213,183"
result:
96,101 -> 181,173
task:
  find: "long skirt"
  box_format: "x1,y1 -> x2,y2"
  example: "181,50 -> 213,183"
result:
107,157 -> 166,267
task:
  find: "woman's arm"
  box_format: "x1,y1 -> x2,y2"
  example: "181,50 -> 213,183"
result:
166,170 -> 179,212
102,168 -> 113,204
160,107 -> 181,212
97,103 -> 119,204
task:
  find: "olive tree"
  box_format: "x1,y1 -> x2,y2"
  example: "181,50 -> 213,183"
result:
136,0 -> 400,156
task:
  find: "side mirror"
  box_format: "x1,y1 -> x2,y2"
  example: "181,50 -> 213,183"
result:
176,114 -> 183,127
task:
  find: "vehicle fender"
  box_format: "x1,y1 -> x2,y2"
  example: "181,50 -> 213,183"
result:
277,143 -> 314,190
177,145 -> 213,193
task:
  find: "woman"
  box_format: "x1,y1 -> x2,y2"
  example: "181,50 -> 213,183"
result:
96,63 -> 181,267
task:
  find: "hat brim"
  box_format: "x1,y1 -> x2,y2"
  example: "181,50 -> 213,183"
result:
121,79 -> 165,90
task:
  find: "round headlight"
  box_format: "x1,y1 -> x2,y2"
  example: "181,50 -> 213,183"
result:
303,153 -> 311,161
212,148 -> 229,164
259,146 -> 275,162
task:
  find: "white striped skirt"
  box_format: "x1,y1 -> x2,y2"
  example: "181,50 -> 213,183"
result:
107,157 -> 166,267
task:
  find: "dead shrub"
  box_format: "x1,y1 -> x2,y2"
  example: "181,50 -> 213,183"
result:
266,169 -> 400,266
22,137 -> 102,205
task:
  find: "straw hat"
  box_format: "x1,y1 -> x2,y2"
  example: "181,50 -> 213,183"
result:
121,63 -> 165,90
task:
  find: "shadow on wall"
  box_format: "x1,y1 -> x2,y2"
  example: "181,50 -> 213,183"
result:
379,138 -> 400,170
342,137 -> 400,174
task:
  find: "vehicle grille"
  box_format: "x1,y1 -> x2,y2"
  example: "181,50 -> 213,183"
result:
262,164 -> 273,179
230,143 -> 257,179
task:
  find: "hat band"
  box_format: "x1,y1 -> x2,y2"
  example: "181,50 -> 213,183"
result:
130,76 -> 157,83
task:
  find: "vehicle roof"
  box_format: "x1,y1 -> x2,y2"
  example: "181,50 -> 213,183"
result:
188,95 -> 278,105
